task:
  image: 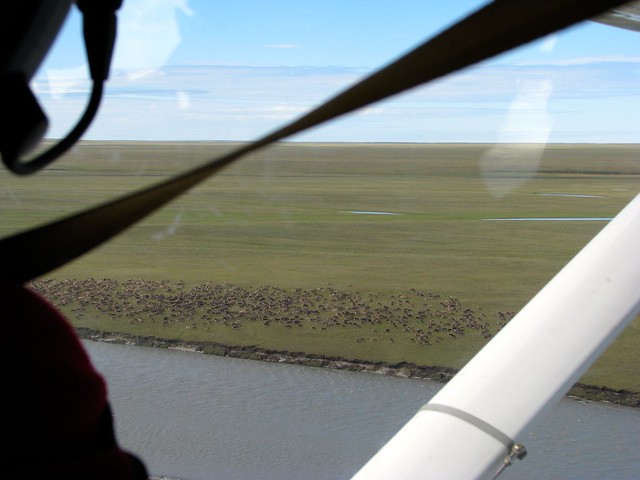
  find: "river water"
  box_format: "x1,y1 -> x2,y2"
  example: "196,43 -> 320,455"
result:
85,341 -> 640,480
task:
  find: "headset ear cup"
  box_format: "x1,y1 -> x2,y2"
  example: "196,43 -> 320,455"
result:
0,71 -> 48,162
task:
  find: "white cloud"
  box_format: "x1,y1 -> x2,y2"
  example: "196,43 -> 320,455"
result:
263,44 -> 301,49
177,90 -> 191,109
34,60 -> 640,143
38,66 -> 89,99
514,54 -> 640,66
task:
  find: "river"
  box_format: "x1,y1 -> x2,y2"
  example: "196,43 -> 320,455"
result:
85,341 -> 640,480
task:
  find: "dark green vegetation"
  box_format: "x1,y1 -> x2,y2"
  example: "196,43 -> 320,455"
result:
2,142 -> 639,394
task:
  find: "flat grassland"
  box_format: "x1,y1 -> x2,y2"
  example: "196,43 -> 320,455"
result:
2,142 -> 638,393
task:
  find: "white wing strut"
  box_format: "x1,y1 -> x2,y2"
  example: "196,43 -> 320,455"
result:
352,193 -> 640,480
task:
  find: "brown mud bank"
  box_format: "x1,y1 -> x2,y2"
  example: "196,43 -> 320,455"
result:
77,327 -> 640,409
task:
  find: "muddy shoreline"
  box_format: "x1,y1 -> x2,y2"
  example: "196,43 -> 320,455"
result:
77,327 -> 640,409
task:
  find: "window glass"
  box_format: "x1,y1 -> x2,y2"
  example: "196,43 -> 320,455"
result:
2,1 -> 639,478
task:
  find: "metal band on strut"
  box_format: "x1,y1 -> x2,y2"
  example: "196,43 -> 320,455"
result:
421,403 -> 515,449
420,403 -> 526,478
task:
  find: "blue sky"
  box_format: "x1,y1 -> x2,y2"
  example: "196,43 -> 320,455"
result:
33,0 -> 640,143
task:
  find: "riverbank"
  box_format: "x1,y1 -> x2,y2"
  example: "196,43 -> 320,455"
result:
77,327 -> 640,409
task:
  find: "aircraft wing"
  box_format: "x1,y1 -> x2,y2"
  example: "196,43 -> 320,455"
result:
593,0 -> 640,31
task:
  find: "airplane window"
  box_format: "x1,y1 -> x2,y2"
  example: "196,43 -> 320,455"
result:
2,1 -> 638,479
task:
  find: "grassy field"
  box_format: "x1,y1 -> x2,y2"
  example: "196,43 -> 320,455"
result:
2,141 -> 639,392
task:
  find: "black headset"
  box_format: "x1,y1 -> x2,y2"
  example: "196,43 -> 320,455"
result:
0,0 -> 121,175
